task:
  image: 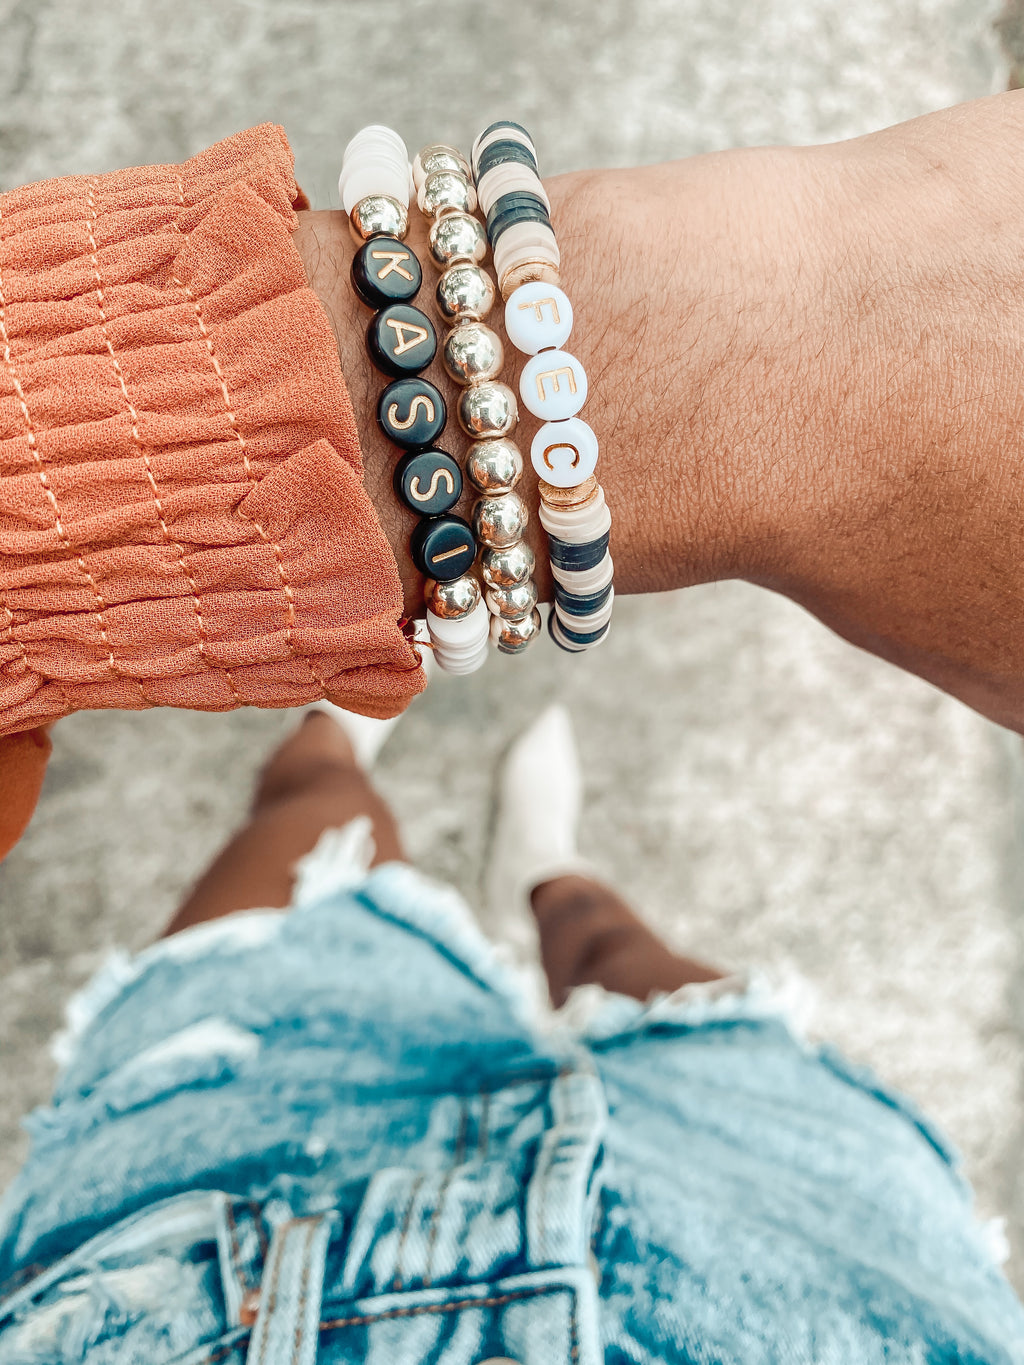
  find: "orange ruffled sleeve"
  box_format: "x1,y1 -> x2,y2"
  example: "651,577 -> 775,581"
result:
0,125 -> 425,857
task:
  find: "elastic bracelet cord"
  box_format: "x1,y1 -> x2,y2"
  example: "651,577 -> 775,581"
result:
472,121 -> 614,653
339,127 -> 487,675
413,143 -> 542,660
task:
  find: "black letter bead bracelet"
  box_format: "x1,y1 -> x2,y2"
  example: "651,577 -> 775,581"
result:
339,122 -> 613,673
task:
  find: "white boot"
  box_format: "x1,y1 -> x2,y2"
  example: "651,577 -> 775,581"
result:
483,704 -> 592,946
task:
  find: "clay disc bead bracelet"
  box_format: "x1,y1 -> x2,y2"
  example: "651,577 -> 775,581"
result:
340,128 -> 481,672
414,142 -> 541,658
472,121 -> 614,653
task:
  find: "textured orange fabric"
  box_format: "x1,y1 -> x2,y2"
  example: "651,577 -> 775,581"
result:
0,126 -> 425,858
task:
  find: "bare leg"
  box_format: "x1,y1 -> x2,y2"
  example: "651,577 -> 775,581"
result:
160,712 -> 404,938
531,873 -> 724,1007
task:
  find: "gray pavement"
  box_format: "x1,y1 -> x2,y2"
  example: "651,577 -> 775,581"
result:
2,0 -> 1023,1294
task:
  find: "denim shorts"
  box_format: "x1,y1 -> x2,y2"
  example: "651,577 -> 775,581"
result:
0,820 -> 1021,1364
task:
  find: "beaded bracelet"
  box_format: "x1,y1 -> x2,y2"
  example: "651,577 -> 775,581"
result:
472,121 -> 614,653
339,127 -> 487,674
413,143 -> 542,658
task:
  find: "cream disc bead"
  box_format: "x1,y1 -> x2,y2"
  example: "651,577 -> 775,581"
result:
428,574 -> 481,620
436,262 -> 496,322
493,226 -> 560,281
520,350 -> 588,421
348,195 -> 409,244
465,437 -> 523,495
530,416 -> 598,486
490,607 -> 543,654
505,282 -> 573,355
500,259 -> 561,300
481,540 -> 535,588
539,493 -> 611,545
434,648 -> 488,675
458,380 -> 518,439
418,170 -> 477,220
443,322 -> 504,386
340,164 -> 410,215
486,579 -> 539,621
473,490 -> 528,548
426,599 -> 489,646
428,212 -> 487,269
476,162 -> 551,216
551,552 -> 614,596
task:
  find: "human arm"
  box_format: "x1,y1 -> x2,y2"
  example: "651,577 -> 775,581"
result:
301,91 -> 1024,731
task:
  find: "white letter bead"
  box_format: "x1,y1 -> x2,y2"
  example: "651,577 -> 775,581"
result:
519,350 -> 587,420
505,282 -> 573,355
530,416 -> 598,486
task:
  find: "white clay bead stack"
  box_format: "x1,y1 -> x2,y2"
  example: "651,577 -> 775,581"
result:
339,126 -> 411,215
412,140 -> 540,666
473,119 -> 613,654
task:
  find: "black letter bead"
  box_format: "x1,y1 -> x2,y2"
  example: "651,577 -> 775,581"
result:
367,303 -> 437,378
410,515 -> 477,582
393,448 -> 463,516
378,378 -> 447,450
351,236 -> 422,308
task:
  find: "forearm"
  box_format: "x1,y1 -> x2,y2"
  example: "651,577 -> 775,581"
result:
298,92 -> 1024,729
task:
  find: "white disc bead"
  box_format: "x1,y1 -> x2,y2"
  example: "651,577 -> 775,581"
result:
519,349 -> 588,421
426,599 -> 489,648
472,124 -> 537,168
339,126 -> 411,212
434,649 -> 488,675
493,223 -> 560,281
505,282 -> 573,355
539,488 -> 611,544
476,162 -> 551,216
550,553 -> 614,596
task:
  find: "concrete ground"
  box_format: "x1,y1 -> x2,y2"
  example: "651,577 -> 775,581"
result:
2,0 -> 1023,1296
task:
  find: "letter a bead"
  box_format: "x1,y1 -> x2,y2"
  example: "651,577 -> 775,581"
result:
530,417 -> 598,487
504,282 -> 573,354
519,350 -> 587,420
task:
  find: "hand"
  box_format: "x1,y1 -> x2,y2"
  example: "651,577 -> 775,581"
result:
296,91 -> 1024,734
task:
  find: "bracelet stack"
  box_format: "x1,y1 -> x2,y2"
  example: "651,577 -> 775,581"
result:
472,121 -> 614,653
413,143 -> 542,658
340,128 -> 488,675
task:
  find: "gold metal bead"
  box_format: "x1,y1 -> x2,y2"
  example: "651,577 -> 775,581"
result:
443,322 -> 504,386
486,579 -> 538,621
436,263 -> 496,322
499,259 -> 562,300
482,541 -> 535,589
428,574 -> 482,620
490,607 -> 543,654
465,437 -> 523,496
418,170 -> 477,220
428,212 -> 488,270
349,194 -> 409,244
414,144 -> 472,185
458,380 -> 517,439
474,491 -> 528,548
538,475 -> 600,509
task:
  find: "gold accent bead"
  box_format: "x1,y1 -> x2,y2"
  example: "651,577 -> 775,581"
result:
474,491 -> 528,548
499,259 -> 562,301
486,579 -> 539,621
538,475 -> 600,509
348,195 -> 409,244
428,575 -> 482,620
490,607 -> 543,654
482,541 -> 536,589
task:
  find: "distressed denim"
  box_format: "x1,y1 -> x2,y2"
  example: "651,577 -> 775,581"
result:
0,824 -> 1021,1363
